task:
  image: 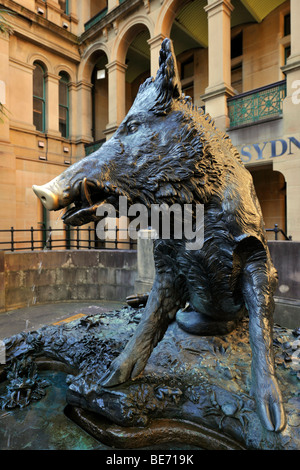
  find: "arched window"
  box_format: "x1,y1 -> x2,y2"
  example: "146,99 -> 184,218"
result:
59,72 -> 70,138
33,62 -> 46,132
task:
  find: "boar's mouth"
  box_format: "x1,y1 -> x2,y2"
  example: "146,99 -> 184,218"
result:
62,177 -> 121,226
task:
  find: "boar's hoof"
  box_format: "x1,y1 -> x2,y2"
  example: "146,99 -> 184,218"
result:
253,372 -> 286,433
100,349 -> 149,387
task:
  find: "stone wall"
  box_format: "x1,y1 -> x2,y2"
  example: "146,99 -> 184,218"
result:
136,240 -> 300,303
0,250 -> 137,313
0,241 -> 299,317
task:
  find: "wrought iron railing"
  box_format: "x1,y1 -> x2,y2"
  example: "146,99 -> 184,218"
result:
0,226 -> 136,252
85,139 -> 106,156
266,224 -> 292,241
84,7 -> 108,31
0,223 -> 291,252
227,81 -> 286,129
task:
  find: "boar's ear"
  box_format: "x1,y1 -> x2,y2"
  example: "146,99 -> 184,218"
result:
153,38 -> 182,112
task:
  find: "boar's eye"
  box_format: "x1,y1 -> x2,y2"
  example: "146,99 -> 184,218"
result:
127,121 -> 140,133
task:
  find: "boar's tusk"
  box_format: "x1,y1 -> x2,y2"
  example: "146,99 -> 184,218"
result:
81,178 -> 93,207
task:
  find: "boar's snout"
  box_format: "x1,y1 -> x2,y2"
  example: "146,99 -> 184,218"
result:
32,173 -> 76,212
32,184 -> 61,211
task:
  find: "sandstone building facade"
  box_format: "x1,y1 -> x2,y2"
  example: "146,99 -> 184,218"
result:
0,0 -> 299,248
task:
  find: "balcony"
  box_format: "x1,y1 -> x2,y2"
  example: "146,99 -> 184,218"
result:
84,7 -> 108,31
84,1 -> 129,32
85,139 -> 106,156
227,80 -> 286,129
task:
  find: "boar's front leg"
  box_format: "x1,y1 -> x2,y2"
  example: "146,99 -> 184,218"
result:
241,243 -> 286,432
100,273 -> 184,387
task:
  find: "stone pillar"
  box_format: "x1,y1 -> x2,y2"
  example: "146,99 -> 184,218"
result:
105,60 -> 127,139
45,73 -> 61,137
282,0 -> 300,135
76,80 -> 93,143
148,34 -> 166,78
201,0 -> 235,131
135,229 -> 156,293
68,81 -> 77,141
67,0 -> 79,35
75,0 -> 91,34
280,0 -> 300,241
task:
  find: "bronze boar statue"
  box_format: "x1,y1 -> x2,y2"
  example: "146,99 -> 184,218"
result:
33,39 -> 286,433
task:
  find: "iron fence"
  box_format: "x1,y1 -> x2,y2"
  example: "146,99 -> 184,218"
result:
0,223 -> 291,252
266,224 -> 292,241
0,226 -> 136,252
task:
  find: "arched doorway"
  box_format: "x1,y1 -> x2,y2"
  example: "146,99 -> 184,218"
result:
168,0 -> 208,109
125,28 -> 151,112
91,51 -> 109,148
250,166 -> 287,240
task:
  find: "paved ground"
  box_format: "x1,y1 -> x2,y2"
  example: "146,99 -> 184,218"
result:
0,300 -> 125,340
0,298 -> 299,341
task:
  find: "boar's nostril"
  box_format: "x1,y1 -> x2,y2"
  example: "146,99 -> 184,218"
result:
32,184 -> 60,211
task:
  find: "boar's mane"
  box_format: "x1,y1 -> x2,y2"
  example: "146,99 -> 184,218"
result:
112,39 -> 244,210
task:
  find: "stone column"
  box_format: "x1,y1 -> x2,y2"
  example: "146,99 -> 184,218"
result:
282,0 -> 300,135
280,0 -> 300,241
76,80 -> 93,143
68,0 -> 79,35
135,229 -> 156,293
45,73 -> 61,137
148,34 -> 166,78
75,0 -> 91,34
201,0 -> 235,131
105,60 -> 127,139
68,81 -> 77,141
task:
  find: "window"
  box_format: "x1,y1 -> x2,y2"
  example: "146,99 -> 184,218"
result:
284,13 -> 290,37
181,57 -> 194,81
180,56 -> 194,102
284,45 -> 291,64
59,0 -> 69,14
281,13 -> 291,67
59,72 -> 69,138
231,63 -> 243,94
33,62 -> 46,132
231,31 -> 243,59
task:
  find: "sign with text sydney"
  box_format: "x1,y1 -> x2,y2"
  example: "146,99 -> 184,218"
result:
237,135 -> 300,163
